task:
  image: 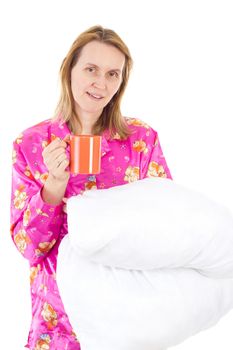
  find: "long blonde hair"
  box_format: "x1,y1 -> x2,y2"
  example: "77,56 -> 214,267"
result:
53,25 -> 134,139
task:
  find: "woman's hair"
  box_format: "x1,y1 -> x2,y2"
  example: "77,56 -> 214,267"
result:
53,25 -> 134,139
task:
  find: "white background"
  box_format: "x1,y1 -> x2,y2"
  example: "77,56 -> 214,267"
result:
0,0 -> 232,348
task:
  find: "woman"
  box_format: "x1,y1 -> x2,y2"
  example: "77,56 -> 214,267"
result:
10,25 -> 172,350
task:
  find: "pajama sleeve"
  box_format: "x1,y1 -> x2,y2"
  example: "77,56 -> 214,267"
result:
10,139 -> 65,265
140,127 -> 173,180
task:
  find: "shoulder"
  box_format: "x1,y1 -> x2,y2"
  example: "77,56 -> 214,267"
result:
12,118 -> 66,176
13,118 -> 51,145
16,119 -> 52,139
123,116 -> 158,141
12,118 -> 65,151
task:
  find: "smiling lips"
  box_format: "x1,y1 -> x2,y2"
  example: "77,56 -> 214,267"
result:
87,92 -> 104,100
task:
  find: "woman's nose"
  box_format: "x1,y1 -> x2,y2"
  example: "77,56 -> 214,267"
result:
92,75 -> 106,89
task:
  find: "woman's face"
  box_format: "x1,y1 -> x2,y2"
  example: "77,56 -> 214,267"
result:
70,40 -> 125,118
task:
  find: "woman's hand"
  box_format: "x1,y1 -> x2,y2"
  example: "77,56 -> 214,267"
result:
41,135 -> 71,205
42,135 -> 70,182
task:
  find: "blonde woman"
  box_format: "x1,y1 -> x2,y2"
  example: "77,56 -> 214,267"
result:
10,25 -> 172,349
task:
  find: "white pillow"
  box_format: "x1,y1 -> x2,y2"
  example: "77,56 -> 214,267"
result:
57,178 -> 233,350
67,177 -> 233,278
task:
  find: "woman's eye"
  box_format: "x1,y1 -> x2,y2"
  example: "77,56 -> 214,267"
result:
87,67 -> 95,72
109,72 -> 118,78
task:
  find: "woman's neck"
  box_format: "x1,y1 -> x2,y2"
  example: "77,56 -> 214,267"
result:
70,119 -> 93,135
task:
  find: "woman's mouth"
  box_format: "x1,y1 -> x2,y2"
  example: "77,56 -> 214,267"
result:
86,92 -> 104,100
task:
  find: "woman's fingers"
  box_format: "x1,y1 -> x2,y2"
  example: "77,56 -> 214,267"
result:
54,152 -> 69,168
45,147 -> 65,165
50,157 -> 70,177
57,158 -> 70,172
43,137 -> 67,154
42,137 -> 70,178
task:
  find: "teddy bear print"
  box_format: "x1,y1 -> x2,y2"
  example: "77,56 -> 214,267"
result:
35,239 -> 56,257
23,206 -> 31,226
133,140 -> 148,154
34,171 -> 49,184
85,175 -> 97,190
124,166 -> 140,183
147,161 -> 167,178
13,184 -> 28,210
30,264 -> 41,285
14,229 -> 31,254
126,118 -> 150,129
41,302 -> 58,330
34,333 -> 51,350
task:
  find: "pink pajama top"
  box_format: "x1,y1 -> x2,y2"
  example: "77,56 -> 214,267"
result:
10,116 -> 172,350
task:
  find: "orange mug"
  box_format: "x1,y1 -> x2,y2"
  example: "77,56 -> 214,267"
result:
69,135 -> 102,174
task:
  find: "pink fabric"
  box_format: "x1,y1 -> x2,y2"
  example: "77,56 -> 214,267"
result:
10,116 -> 172,350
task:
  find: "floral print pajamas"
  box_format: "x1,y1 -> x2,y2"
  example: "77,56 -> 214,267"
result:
10,116 -> 172,349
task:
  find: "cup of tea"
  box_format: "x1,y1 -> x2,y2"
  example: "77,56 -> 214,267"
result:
69,135 -> 102,174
